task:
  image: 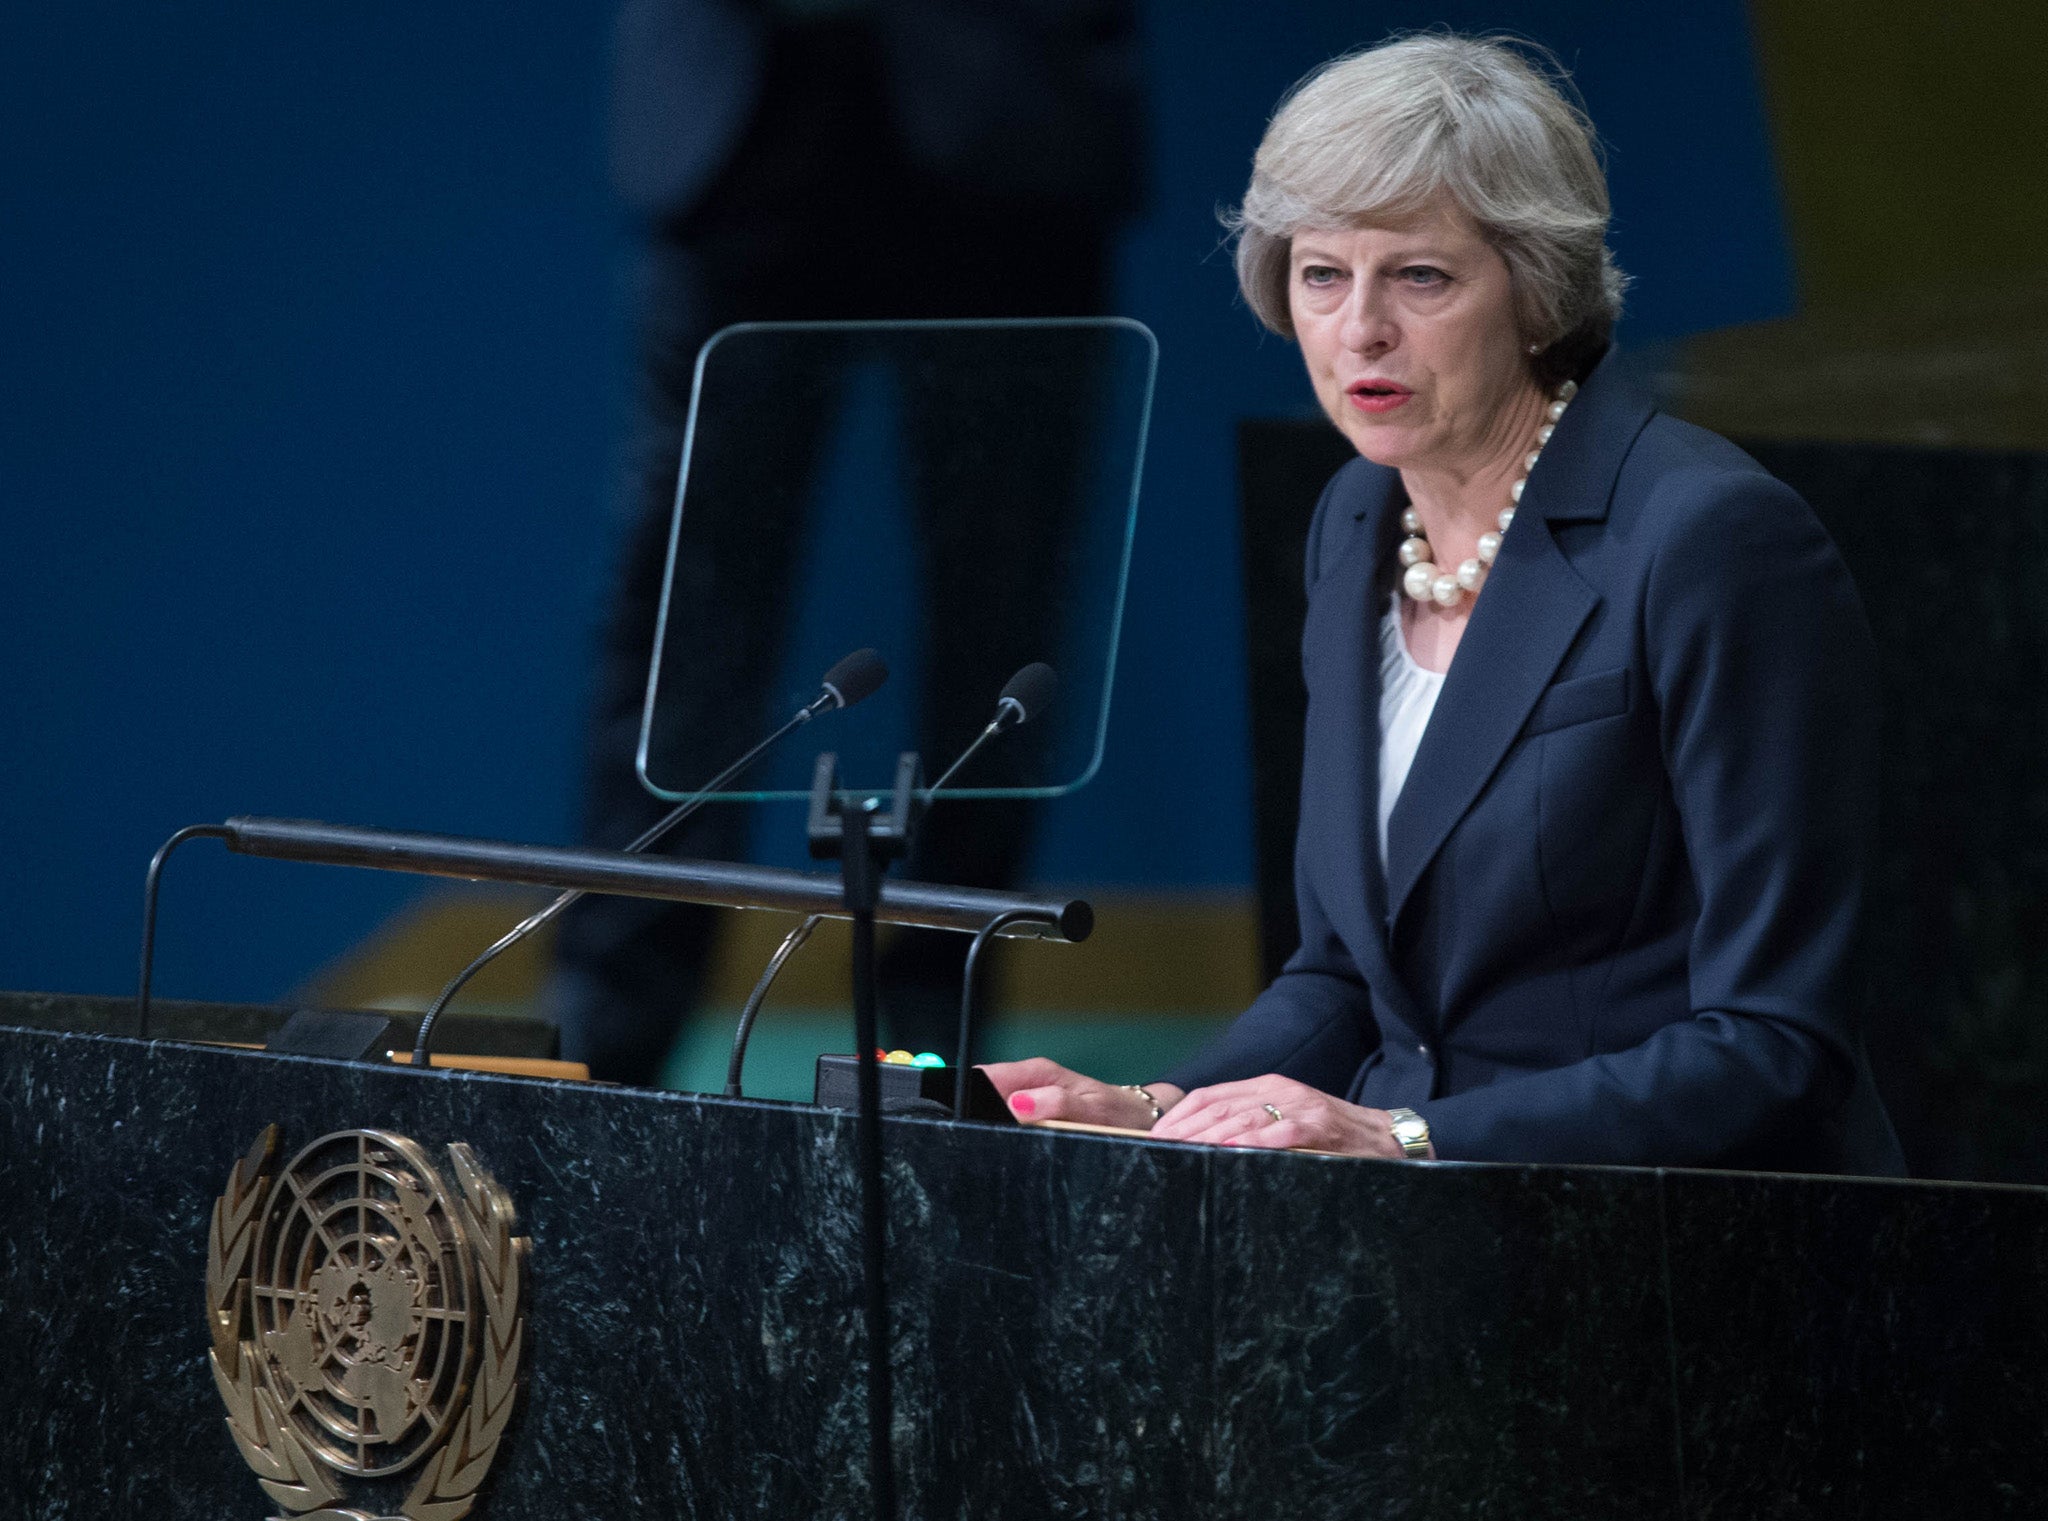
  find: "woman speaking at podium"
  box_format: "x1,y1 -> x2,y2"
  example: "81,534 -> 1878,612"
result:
987,33 -> 1904,1173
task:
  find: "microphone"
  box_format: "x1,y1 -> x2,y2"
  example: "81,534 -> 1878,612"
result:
819,647 -> 888,711
993,661 -> 1057,730
725,662 -> 1062,1098
924,662 -> 1058,794
410,648 -> 888,1066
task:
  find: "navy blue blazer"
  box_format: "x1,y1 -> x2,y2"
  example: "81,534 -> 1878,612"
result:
1166,353 -> 1905,1175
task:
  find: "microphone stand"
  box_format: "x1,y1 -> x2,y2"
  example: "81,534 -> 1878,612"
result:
807,751 -> 920,1521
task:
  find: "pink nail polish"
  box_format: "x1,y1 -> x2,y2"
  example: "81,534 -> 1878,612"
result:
1010,1093 -> 1036,1116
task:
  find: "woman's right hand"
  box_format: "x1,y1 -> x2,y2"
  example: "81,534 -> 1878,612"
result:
978,1057 -> 1184,1131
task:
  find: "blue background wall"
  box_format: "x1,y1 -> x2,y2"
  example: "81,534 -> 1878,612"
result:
0,2 -> 1790,1005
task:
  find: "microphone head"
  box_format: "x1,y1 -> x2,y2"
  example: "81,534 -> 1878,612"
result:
819,648 -> 889,709
996,662 -> 1057,725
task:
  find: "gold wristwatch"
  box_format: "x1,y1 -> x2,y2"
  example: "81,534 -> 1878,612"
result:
1387,1107 -> 1431,1160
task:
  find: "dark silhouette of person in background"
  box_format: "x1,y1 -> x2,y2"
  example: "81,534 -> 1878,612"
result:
551,0 -> 1145,1084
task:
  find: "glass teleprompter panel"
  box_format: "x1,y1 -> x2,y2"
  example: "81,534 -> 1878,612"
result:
637,318 -> 1156,805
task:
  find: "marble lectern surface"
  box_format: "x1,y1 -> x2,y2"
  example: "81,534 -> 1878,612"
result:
3,1020 -> 2044,1519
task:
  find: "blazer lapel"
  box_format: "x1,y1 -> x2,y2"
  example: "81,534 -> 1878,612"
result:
1299,474 -> 1389,944
1382,354 -> 1655,928
1298,466 -> 1427,1038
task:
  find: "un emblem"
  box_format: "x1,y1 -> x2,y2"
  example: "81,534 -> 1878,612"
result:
205,1127 -> 527,1521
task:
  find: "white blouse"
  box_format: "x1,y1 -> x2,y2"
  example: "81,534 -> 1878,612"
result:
1377,590 -> 1446,870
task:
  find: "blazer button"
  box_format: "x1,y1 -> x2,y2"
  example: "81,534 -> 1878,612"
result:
1416,1043 -> 1432,1061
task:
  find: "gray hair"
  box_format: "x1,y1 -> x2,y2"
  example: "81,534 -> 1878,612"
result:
1228,33 -> 1628,385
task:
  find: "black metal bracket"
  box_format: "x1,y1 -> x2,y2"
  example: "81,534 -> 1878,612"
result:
805,750 -> 924,867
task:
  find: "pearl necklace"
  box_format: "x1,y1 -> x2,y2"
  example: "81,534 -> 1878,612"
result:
1398,379 -> 1577,608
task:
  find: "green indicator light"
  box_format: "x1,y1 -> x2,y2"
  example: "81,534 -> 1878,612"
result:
912,1052 -> 946,1068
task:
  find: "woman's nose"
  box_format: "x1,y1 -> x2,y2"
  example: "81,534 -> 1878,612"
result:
1339,289 -> 1394,353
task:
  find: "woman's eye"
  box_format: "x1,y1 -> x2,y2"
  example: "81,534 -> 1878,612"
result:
1299,265 -> 1342,286
1399,265 -> 1449,287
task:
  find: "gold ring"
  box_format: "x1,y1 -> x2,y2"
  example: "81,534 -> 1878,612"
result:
1262,1102 -> 1285,1124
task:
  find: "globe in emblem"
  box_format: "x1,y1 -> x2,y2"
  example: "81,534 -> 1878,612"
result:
247,1130 -> 478,1477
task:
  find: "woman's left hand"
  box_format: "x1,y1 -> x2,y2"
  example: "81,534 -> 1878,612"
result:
1149,1075 -> 1434,1160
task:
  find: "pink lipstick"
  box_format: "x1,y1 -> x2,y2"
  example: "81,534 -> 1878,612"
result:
1347,379 -> 1412,414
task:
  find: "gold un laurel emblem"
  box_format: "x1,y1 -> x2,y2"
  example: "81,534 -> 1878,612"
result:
205,1126 -> 528,1521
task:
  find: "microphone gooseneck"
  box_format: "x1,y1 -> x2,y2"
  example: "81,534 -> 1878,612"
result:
931,662 -> 1063,1111
724,913 -> 823,1097
409,648 -> 888,1068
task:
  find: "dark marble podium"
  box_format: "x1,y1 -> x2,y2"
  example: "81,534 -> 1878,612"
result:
3,1020 -> 2044,1519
